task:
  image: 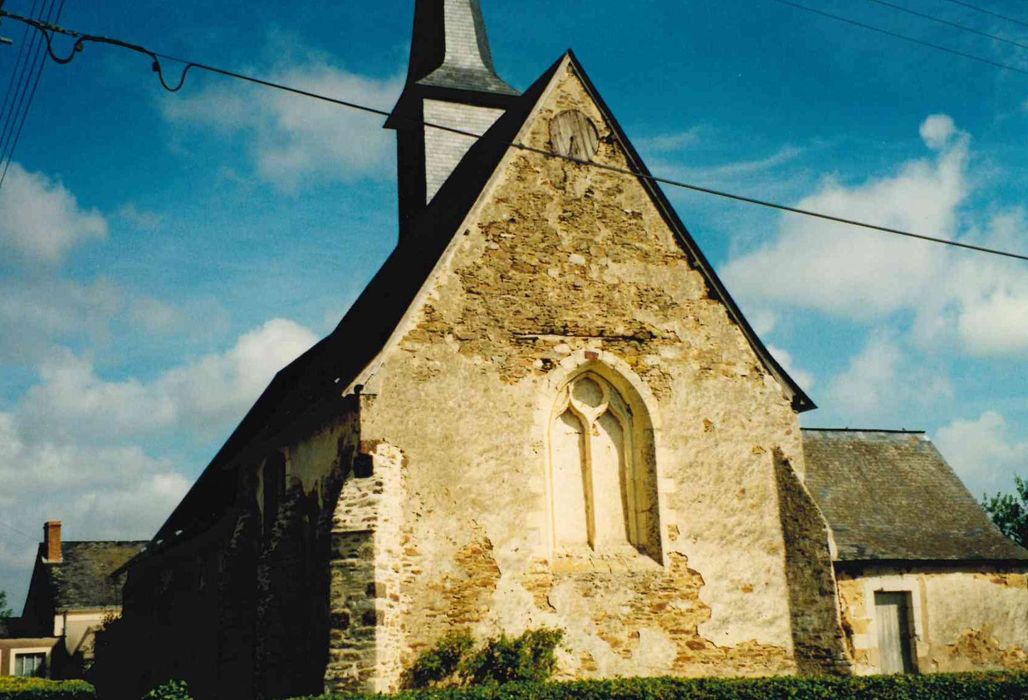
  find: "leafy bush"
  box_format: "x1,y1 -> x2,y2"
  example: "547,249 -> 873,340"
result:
141,680 -> 192,700
462,630 -> 563,687
983,475 -> 1028,547
404,633 -> 476,689
290,671 -> 1028,700
0,677 -> 95,700
402,629 -> 564,689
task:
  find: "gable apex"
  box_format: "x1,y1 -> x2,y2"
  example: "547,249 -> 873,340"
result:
554,51 -> 815,412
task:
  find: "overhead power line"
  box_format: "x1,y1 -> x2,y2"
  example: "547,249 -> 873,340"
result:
0,0 -> 65,189
0,518 -> 37,543
865,0 -> 1028,52
0,0 -> 46,173
1,10 -> 1027,264
938,0 -> 1028,31
769,0 -> 1028,76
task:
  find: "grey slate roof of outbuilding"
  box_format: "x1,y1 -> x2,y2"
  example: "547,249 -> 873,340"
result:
802,429 -> 1028,564
41,541 -> 147,611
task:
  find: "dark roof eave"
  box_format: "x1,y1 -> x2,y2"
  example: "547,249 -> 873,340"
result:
835,557 -> 1028,569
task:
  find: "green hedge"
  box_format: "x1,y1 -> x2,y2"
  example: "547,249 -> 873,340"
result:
0,678 -> 95,700
288,672 -> 1028,700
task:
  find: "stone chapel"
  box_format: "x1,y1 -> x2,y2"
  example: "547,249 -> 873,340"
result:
116,2 -> 1028,698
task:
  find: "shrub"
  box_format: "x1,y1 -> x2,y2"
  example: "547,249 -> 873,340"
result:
462,629 -> 564,687
0,677 -> 95,700
289,671 -> 1028,700
141,680 -> 192,700
404,633 -> 476,689
402,628 -> 564,690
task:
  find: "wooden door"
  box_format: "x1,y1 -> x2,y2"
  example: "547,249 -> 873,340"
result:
875,591 -> 916,674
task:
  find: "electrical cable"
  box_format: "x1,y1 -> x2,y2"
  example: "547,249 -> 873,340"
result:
0,519 -> 37,543
0,0 -> 48,169
865,0 -> 1028,52
0,0 -> 64,188
1,9 -> 1027,263
768,0 -> 1028,76
938,0 -> 1028,31
0,0 -> 41,153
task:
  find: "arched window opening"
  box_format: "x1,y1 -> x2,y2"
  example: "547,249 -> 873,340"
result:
549,370 -> 661,562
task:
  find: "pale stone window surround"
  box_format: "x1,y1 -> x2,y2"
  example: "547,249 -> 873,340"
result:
536,350 -> 673,568
850,574 -> 928,673
11,647 -> 52,678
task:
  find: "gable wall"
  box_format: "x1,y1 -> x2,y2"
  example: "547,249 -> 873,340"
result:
354,61 -> 817,690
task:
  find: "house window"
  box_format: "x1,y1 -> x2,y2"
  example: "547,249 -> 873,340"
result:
549,369 -> 660,561
15,652 -> 47,677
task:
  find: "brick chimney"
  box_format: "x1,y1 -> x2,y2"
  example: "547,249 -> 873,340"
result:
43,520 -> 62,563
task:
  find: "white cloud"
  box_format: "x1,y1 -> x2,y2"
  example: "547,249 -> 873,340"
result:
0,318 -> 318,609
767,344 -> 814,390
919,113 -> 957,150
636,128 -> 703,153
935,411 -> 1028,496
0,163 -> 108,263
826,335 -> 952,423
163,60 -> 403,190
724,115 -> 1028,357
117,203 -> 164,233
17,318 -> 319,444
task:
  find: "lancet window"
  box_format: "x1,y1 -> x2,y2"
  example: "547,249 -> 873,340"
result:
549,369 -> 660,560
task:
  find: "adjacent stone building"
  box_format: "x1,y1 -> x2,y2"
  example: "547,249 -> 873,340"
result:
117,2 -> 1028,698
0,521 -> 144,679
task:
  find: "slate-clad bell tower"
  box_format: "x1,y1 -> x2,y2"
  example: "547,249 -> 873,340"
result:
386,0 -> 519,238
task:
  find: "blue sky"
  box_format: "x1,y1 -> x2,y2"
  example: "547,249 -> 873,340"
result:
1,0 -> 1027,609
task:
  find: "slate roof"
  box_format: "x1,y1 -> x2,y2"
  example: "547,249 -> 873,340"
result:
40,541 -> 147,611
146,52 -> 813,553
803,429 -> 1028,564
0,617 -> 31,638
407,0 -> 518,95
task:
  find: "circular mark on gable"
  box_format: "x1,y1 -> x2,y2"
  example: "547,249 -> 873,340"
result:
550,110 -> 600,162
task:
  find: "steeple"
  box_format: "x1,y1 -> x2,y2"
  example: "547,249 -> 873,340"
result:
387,0 -> 521,238
407,0 -> 518,95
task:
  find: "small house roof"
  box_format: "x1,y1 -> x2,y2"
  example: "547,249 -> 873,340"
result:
802,429 -> 1028,564
39,541 -> 148,612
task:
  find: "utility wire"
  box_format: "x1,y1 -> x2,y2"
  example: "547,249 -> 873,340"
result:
769,0 -> 1028,76
0,519 -> 37,543
938,0 -> 1028,31
0,0 -> 64,188
866,0 -> 1028,52
2,10 -> 1028,263
0,0 -> 48,169
0,0 -> 41,149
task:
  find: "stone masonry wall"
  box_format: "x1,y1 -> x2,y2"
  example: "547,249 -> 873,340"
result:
358,58 -> 821,689
773,453 -> 852,675
836,566 -> 1028,674
325,440 -> 406,694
